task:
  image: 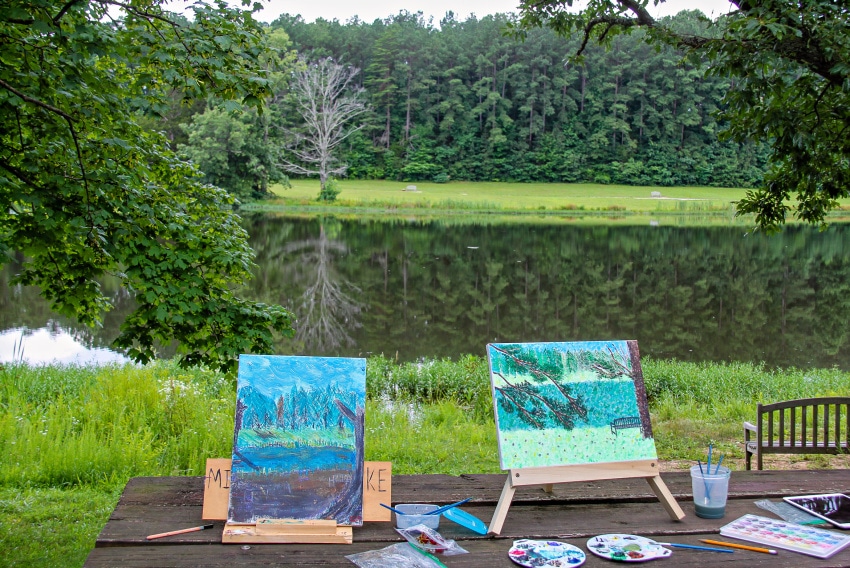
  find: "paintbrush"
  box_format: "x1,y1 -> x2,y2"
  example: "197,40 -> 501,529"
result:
653,541 -> 734,553
425,497 -> 473,515
146,524 -> 215,540
380,503 -> 408,515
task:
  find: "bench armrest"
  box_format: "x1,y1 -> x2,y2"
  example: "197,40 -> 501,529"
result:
743,421 -> 757,444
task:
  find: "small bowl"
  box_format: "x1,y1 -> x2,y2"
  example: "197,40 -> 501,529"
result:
394,503 -> 440,529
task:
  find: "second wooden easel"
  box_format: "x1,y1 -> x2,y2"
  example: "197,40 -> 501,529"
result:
487,459 -> 685,534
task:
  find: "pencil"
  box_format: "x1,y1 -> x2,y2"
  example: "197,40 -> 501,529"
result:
146,524 -> 215,540
700,539 -> 778,554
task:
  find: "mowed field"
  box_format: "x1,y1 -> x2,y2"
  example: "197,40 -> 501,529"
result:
270,179 -> 750,213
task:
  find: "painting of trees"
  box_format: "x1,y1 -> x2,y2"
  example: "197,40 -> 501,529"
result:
229,355 -> 366,525
488,340 -> 657,470
489,343 -> 589,430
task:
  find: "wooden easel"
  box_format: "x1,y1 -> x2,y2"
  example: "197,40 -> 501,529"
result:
222,519 -> 352,544
487,459 -> 685,534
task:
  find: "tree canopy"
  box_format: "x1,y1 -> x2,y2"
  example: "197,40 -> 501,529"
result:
511,0 -> 850,230
273,11 -> 768,189
0,0 -> 293,371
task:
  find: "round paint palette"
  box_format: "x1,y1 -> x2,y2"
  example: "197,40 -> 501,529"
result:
508,539 -> 586,567
586,534 -> 672,562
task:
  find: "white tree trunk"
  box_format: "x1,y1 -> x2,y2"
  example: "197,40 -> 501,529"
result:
277,57 -> 369,193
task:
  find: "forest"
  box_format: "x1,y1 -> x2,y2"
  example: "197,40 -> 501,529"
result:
163,10 -> 769,200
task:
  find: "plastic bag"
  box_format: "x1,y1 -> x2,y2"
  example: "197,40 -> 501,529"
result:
754,499 -> 825,525
346,542 -> 446,568
395,524 -> 469,556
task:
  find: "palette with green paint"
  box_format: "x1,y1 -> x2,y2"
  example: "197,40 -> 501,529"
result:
586,534 -> 672,562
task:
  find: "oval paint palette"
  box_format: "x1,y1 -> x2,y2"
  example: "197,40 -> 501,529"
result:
508,539 -> 586,567
586,534 -> 672,562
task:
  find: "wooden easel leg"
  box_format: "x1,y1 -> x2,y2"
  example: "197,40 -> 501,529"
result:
488,476 -> 516,535
645,475 -> 685,521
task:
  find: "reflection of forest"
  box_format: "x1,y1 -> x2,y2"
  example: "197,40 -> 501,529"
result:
3,216 -> 850,370
248,216 -> 850,370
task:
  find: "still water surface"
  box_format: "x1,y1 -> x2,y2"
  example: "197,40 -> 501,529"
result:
2,215 -> 849,369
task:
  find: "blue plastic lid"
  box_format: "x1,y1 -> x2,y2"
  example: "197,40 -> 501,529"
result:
443,507 -> 488,534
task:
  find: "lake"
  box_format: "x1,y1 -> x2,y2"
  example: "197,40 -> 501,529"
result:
2,214 -> 849,369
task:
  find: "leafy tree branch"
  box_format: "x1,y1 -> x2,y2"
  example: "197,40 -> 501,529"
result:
513,0 -> 850,230
1,0 -> 293,372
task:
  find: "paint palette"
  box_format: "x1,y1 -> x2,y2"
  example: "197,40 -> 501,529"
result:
586,534 -> 672,562
720,514 -> 850,559
508,539 -> 586,567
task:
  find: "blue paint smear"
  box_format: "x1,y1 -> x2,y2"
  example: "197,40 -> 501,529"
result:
237,354 -> 367,400
233,445 -> 355,474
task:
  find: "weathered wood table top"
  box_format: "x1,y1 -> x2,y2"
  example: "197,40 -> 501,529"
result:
85,470 -> 850,567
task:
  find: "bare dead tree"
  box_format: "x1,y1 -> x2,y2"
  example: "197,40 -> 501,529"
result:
277,57 -> 369,192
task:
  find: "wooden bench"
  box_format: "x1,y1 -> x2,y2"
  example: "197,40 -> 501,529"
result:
744,397 -> 850,470
610,416 -> 642,436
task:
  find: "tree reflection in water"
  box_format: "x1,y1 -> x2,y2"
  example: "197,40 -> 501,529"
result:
283,224 -> 364,352
4,217 -> 850,370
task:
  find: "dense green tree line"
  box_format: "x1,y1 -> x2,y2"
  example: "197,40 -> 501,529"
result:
259,10 -> 768,188
514,0 -> 850,229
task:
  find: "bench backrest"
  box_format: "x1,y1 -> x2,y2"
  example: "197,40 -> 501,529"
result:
757,397 -> 850,450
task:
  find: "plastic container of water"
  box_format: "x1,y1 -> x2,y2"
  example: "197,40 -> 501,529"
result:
394,503 -> 440,529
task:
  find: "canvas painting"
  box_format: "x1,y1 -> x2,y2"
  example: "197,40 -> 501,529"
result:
228,355 -> 366,525
487,340 -> 657,470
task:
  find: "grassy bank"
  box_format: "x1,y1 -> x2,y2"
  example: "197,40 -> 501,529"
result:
3,357 -> 850,567
247,180 -> 850,223
262,179 -> 745,216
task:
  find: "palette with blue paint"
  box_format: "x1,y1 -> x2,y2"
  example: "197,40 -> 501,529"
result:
508,539 -> 586,567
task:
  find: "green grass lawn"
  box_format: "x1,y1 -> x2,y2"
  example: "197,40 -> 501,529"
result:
257,180 -> 850,226
0,486 -> 121,568
269,179 -> 747,213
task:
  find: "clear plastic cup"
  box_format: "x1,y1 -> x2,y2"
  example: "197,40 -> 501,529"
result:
690,464 -> 731,519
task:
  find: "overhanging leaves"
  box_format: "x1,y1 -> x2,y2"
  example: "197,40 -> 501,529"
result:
0,0 -> 293,372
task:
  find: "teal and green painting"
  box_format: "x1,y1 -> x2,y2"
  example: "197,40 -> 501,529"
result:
228,355 -> 366,525
487,341 -> 657,470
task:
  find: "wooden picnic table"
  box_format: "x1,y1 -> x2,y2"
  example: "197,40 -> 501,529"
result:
85,469 -> 850,567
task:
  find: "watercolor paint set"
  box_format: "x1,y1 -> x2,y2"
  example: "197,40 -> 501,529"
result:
719,514 -> 850,558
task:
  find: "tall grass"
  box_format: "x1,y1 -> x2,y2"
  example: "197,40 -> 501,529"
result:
0,362 -> 235,487
366,399 -> 499,475
0,486 -> 120,568
367,354 -> 492,419
3,357 -> 849,487
4,356 -> 850,567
